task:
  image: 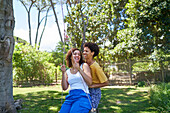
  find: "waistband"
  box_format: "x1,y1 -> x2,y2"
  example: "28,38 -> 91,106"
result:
69,89 -> 89,95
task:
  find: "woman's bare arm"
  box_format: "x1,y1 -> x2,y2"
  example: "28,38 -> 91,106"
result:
89,81 -> 109,88
77,63 -> 92,86
61,65 -> 69,90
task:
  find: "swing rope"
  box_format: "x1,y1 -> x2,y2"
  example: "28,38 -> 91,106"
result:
65,34 -> 94,112
59,0 -> 94,112
60,0 -> 66,105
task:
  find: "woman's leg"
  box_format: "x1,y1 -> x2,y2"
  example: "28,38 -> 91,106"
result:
59,93 -> 73,113
59,100 -> 72,113
89,88 -> 101,109
70,96 -> 91,113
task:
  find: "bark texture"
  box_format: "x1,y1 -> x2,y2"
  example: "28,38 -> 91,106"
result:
0,0 -> 16,112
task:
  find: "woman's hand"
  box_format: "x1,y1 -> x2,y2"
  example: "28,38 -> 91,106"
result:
61,64 -> 69,90
73,62 -> 80,71
61,64 -> 66,72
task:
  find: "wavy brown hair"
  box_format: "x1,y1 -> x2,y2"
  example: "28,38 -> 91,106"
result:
66,48 -> 84,67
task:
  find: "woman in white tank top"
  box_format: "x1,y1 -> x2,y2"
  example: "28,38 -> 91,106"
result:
59,48 -> 92,113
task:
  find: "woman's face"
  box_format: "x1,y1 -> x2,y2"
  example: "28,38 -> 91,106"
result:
83,47 -> 93,59
71,50 -> 81,63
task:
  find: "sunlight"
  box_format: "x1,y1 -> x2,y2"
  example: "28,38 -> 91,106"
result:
49,106 -> 58,111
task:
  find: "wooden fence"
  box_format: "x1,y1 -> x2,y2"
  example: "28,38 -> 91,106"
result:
107,59 -> 170,85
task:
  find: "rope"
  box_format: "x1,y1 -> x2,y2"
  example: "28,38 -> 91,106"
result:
78,66 -> 94,111
65,34 -> 94,112
59,0 -> 94,112
60,0 -> 65,105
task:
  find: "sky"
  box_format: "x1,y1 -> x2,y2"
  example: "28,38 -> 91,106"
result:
13,1 -> 66,51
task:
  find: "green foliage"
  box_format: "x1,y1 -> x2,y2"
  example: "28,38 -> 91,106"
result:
50,41 -> 69,66
109,0 -> 169,60
126,0 -> 169,53
65,0 -> 128,48
49,41 -> 70,80
13,43 -> 56,85
132,49 -> 169,73
149,83 -> 170,112
133,61 -> 150,72
64,0 -> 169,68
137,81 -> 145,87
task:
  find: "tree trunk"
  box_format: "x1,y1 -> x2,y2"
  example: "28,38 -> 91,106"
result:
160,61 -> 164,82
50,0 -> 64,44
128,59 -> 132,85
55,69 -> 57,83
0,0 -> 17,112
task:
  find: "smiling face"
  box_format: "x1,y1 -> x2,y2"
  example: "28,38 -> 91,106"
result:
71,50 -> 81,63
66,48 -> 84,67
83,47 -> 94,60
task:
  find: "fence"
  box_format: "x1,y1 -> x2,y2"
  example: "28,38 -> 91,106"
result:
107,59 -> 170,85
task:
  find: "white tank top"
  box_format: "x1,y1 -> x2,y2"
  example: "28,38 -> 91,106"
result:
66,64 -> 89,94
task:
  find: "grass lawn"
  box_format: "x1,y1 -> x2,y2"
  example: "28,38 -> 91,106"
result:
13,85 -> 157,113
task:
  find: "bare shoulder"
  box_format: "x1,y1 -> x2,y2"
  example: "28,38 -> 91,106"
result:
82,63 -> 90,70
83,63 -> 89,67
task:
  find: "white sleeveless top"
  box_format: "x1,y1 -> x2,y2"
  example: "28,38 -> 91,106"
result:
66,64 -> 89,94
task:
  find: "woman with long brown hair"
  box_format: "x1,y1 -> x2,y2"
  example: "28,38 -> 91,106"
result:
59,48 -> 92,113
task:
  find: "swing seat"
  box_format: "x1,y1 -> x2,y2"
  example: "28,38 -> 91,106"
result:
89,108 -> 98,113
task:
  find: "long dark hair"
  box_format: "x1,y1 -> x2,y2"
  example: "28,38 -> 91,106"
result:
66,48 -> 84,67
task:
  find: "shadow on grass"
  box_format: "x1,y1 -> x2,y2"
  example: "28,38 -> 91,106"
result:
99,88 -> 157,113
14,87 -> 157,113
14,90 -> 68,113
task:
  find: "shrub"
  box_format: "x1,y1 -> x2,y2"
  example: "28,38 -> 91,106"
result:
13,43 -> 57,86
137,81 -> 146,87
149,83 -> 170,112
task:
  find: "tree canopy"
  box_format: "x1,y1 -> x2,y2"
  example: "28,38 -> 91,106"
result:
63,0 -> 169,61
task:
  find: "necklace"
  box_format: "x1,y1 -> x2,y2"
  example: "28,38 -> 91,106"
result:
71,68 -> 77,72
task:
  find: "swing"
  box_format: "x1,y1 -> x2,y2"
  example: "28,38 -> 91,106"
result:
50,0 -> 97,112
60,34 -> 96,113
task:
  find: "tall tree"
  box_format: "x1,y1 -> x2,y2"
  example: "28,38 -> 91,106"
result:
50,0 -> 64,44
19,0 -> 35,45
65,0 -> 128,49
114,0 -> 169,58
19,0 -> 52,49
0,0 -> 17,112
34,0 -> 51,49
109,0 -> 169,83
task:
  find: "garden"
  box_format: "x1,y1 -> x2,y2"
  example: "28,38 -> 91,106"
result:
13,83 -> 170,113
0,0 -> 169,112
